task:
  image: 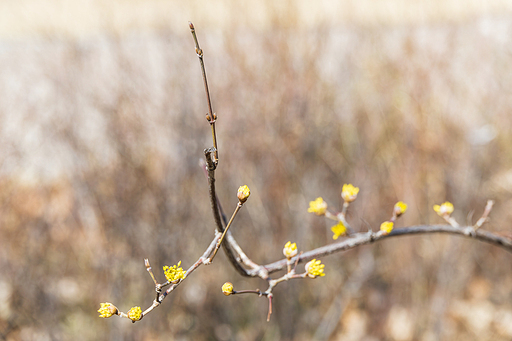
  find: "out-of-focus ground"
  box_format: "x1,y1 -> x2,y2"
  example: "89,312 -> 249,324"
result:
1,1 -> 512,340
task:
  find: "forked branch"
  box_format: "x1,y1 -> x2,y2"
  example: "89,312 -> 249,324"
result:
98,23 -> 511,324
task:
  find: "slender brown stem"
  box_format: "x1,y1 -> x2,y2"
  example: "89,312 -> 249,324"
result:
475,200 -> 494,229
138,232 -> 222,319
255,224 -> 512,276
144,258 -> 158,287
189,22 -> 218,166
267,294 -> 273,322
208,203 -> 242,262
234,289 -> 267,295
203,149 -> 252,277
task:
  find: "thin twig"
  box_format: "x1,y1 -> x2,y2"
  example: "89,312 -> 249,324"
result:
208,203 -> 243,262
202,151 -> 263,276
139,231 -> 222,318
475,200 -> 494,229
190,22 -> 218,166
203,149 -> 253,277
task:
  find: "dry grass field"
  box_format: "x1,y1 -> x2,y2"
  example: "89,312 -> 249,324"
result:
1,1 -> 512,340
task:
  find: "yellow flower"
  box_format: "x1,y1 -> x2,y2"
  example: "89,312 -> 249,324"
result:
341,184 -> 359,203
394,201 -> 408,217
433,202 -> 454,216
163,261 -> 186,283
331,221 -> 346,240
127,306 -> 142,322
308,197 -> 327,215
305,259 -> 325,278
283,241 -> 298,259
98,302 -> 118,318
222,282 -> 234,296
380,221 -> 394,234
237,185 -> 250,203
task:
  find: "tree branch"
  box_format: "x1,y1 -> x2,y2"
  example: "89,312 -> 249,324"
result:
260,224 -> 512,275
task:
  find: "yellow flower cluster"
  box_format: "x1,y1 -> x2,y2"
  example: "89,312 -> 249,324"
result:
433,202 -> 454,216
222,282 -> 234,296
127,306 -> 142,322
98,302 -> 118,318
331,221 -> 346,240
308,197 -> 327,215
380,221 -> 394,234
163,261 -> 186,283
283,241 -> 298,259
394,201 -> 408,217
342,184 -> 359,203
305,259 -> 325,278
237,185 -> 251,203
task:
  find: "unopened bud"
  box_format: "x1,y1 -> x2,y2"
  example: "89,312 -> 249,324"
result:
222,282 -> 234,296
98,302 -> 118,318
237,185 -> 250,204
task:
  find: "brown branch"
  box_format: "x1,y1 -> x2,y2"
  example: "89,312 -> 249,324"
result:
259,224 -> 512,275
190,20 -> 261,277
475,200 -> 494,229
203,149 -> 256,277
190,22 -> 218,166
137,231 -> 222,319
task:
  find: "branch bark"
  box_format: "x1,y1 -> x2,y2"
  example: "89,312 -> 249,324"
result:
259,224 -> 512,275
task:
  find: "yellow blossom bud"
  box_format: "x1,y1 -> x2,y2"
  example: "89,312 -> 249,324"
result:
394,201 -> 407,217
433,202 -> 454,216
380,221 -> 394,234
283,241 -> 298,259
163,261 -> 186,283
341,184 -> 359,203
308,197 -> 327,215
237,185 -> 250,203
127,306 -> 142,322
98,302 -> 118,318
331,221 -> 347,240
305,259 -> 325,278
222,282 -> 234,296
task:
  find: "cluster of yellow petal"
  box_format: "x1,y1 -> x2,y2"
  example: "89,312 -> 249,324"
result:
283,241 -> 298,259
237,185 -> 251,203
305,259 -> 325,278
98,302 -> 117,318
308,197 -> 327,215
127,306 -> 142,322
163,261 -> 186,283
394,201 -> 408,216
433,202 -> 454,216
331,221 -> 346,240
380,221 -> 394,234
222,282 -> 234,296
342,184 -> 359,203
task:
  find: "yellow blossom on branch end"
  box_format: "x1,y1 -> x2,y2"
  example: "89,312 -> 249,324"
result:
237,185 -> 250,203
283,241 -> 298,259
331,221 -> 346,240
380,221 -> 394,234
433,202 -> 454,216
222,282 -> 234,296
163,261 -> 186,283
305,259 -> 325,278
394,201 -> 408,217
342,184 -> 359,203
98,302 -> 118,318
127,306 -> 142,322
308,197 -> 327,215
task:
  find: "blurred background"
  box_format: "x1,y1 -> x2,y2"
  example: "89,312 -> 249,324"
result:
1,0 -> 512,340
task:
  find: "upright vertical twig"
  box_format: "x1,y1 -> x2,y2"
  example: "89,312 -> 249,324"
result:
189,22 -> 219,167
191,22 -> 258,277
